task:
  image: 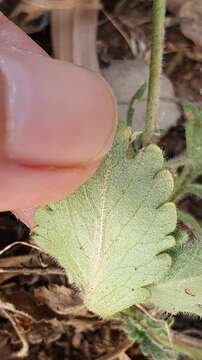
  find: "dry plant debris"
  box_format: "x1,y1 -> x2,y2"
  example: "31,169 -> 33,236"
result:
167,0 -> 202,48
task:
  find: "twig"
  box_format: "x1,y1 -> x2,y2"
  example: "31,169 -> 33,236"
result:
0,266 -> 65,276
97,339 -> 133,360
102,9 -> 135,57
51,0 -> 100,71
0,241 -> 40,257
73,1 -> 99,71
118,354 -> 130,360
0,308 -> 29,358
23,0 -> 88,10
142,0 -> 166,146
0,299 -> 32,320
51,9 -> 75,62
166,158 -> 187,171
162,331 -> 202,360
134,304 -> 173,348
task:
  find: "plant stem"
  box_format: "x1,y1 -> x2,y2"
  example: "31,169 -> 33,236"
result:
120,309 -> 202,360
0,266 -> 65,276
157,331 -> 202,360
51,0 -> 99,71
142,0 -> 166,146
166,158 -> 187,171
171,160 -> 193,202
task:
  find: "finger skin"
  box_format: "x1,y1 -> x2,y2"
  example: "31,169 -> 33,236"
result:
0,12 -> 117,225
0,159 -> 98,211
0,12 -> 47,54
2,49 -> 116,166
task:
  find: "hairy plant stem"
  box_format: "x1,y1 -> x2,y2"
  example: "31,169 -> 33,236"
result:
120,309 -> 202,360
166,158 -> 187,171
155,330 -> 202,360
142,0 -> 166,146
171,160 -> 193,202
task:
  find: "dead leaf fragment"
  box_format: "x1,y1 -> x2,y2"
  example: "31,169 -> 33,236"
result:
167,0 -> 202,48
34,285 -> 85,316
179,0 -> 202,48
27,319 -> 64,345
166,0 -> 184,14
0,299 -> 31,358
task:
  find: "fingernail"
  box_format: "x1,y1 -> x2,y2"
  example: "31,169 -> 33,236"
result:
1,48 -> 117,166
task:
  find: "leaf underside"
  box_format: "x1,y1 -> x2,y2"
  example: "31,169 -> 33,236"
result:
148,103 -> 202,317
177,209 -> 202,237
185,184 -> 202,199
121,313 -> 176,360
150,232 -> 202,317
33,122 -> 176,318
183,101 -> 202,180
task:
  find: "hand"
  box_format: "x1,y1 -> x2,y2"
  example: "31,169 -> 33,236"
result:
0,12 -> 117,227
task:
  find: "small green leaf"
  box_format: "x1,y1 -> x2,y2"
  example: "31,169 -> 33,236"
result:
153,209 -> 202,316
173,103 -> 202,204
127,83 -> 147,127
184,183 -> 202,199
174,228 -> 189,248
189,166 -> 202,181
183,101 -> 202,179
177,209 -> 202,237
120,313 -> 176,360
33,122 -> 176,318
150,231 -> 202,316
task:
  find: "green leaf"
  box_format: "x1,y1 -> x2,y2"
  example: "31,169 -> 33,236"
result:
150,230 -> 202,316
184,183 -> 202,199
177,209 -> 202,237
173,103 -> 202,203
174,228 -> 189,248
189,166 -> 202,181
183,101 -> 202,179
151,208 -> 202,316
127,83 -> 147,127
120,312 -> 176,360
33,122 -> 176,318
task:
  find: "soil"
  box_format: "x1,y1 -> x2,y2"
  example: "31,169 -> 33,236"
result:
0,0 -> 202,359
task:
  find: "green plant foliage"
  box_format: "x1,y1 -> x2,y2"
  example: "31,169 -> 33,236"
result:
33,122 -> 176,318
172,101 -> 202,203
183,101 -> 202,180
184,184 -> 202,198
174,103 -> 202,240
173,228 -> 189,248
150,230 -> 202,316
184,101 -> 202,162
120,312 -> 176,360
120,307 -> 202,360
127,83 -> 147,127
177,209 -> 202,237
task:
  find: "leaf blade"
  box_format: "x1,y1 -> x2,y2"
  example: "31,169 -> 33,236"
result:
177,209 -> 202,237
150,230 -> 202,316
33,122 -> 176,317
184,183 -> 202,199
183,101 -> 202,176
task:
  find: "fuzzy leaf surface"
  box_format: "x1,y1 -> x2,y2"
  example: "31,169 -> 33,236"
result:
150,233 -> 202,316
120,312 -> 176,360
33,123 -> 176,318
183,102 -> 202,179
177,209 -> 202,237
184,183 -> 202,199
